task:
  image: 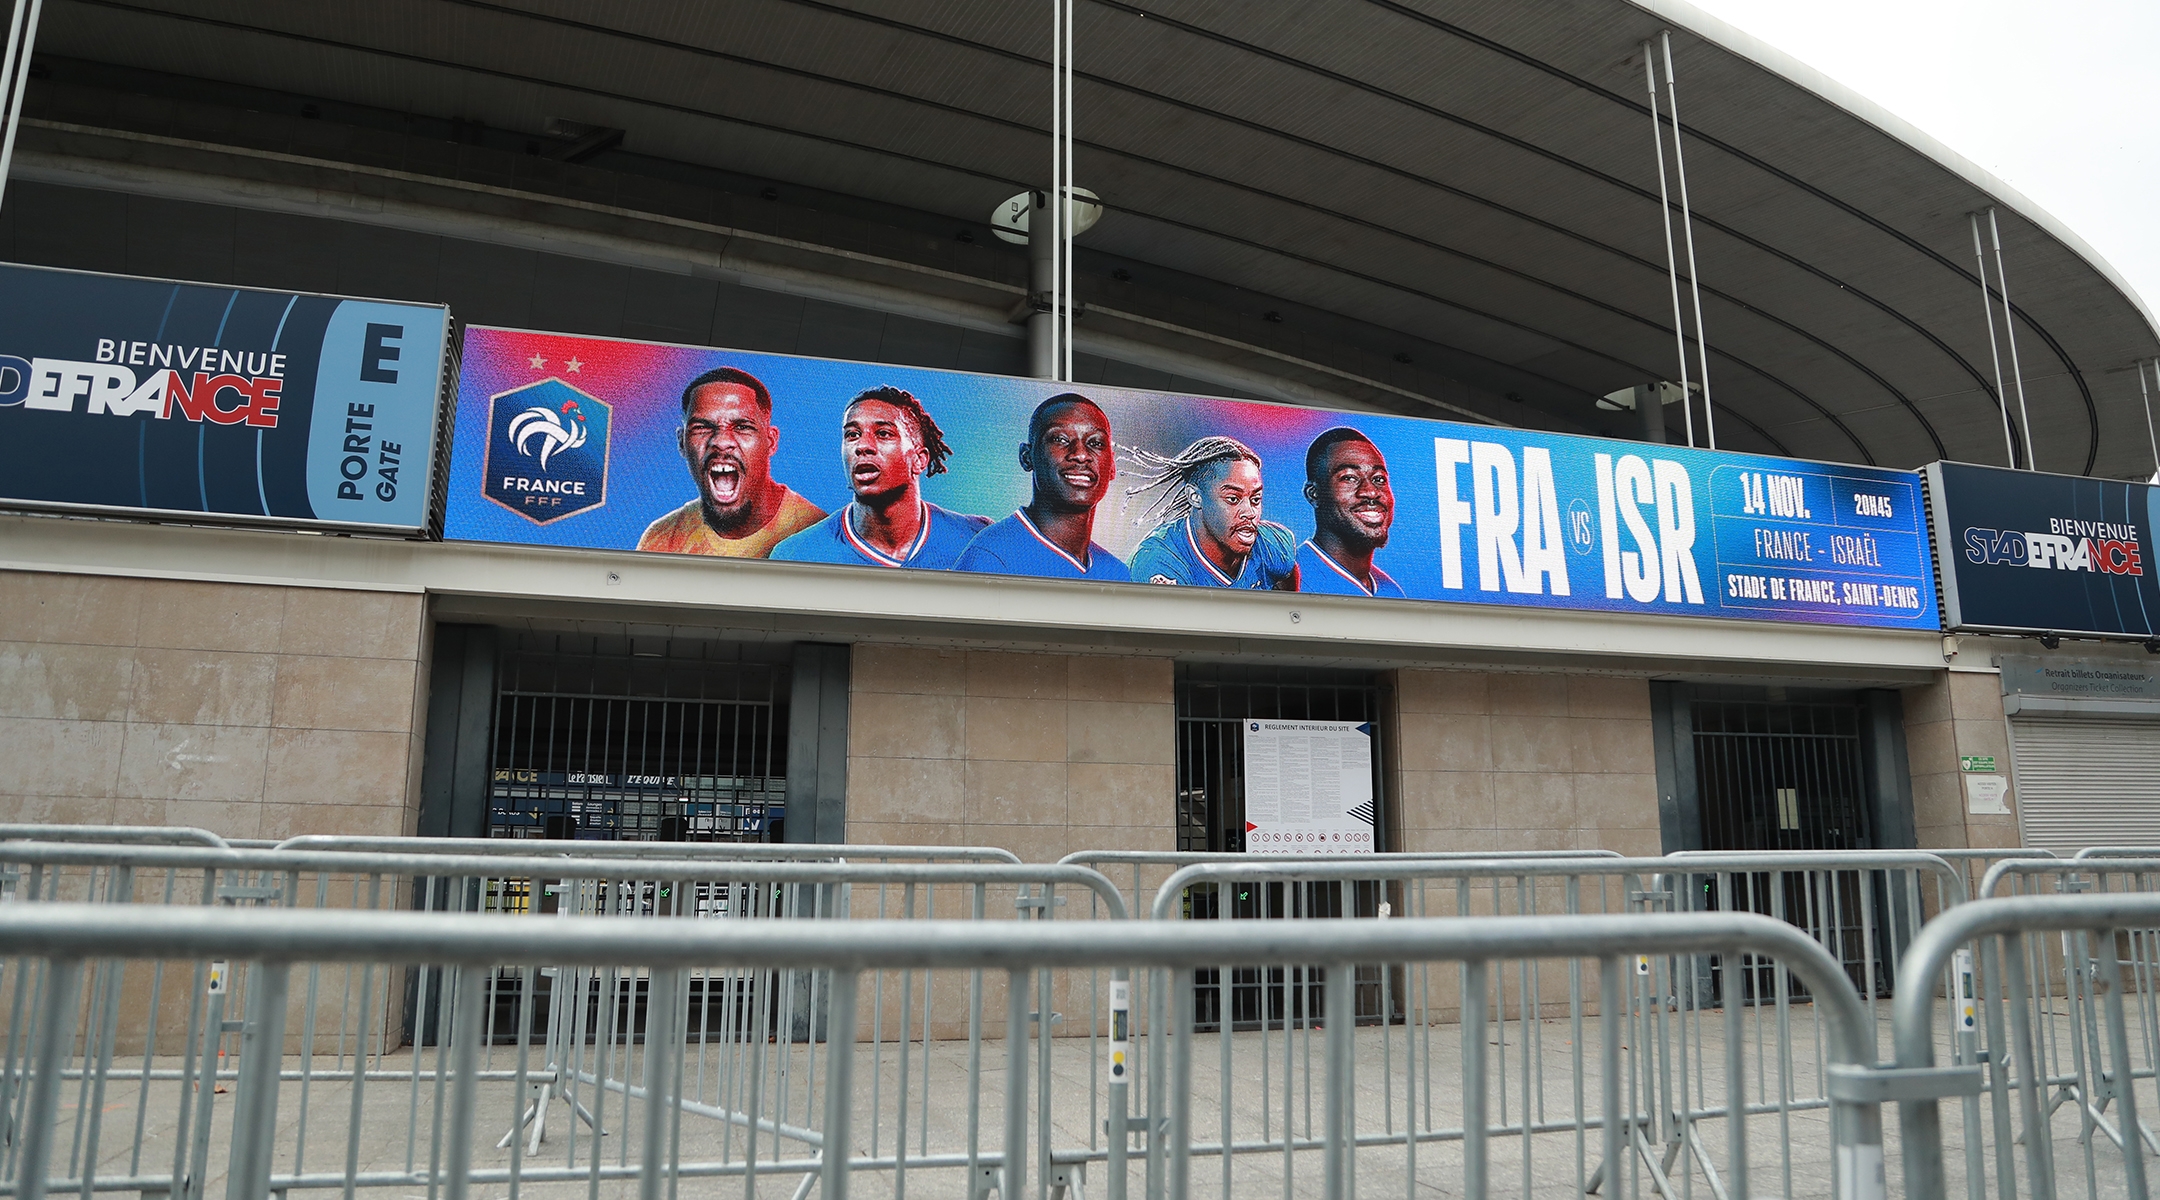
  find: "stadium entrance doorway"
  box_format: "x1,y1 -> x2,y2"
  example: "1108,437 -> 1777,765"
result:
481,633 -> 792,842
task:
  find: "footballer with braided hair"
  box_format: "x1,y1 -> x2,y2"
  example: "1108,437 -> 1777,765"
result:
771,385 -> 990,568
1126,435 -> 1299,590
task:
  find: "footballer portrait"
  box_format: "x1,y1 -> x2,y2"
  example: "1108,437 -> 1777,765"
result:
954,392 -> 1130,580
1296,426 -> 1404,597
637,366 -> 824,557
1127,435 -> 1298,590
770,385 -> 989,568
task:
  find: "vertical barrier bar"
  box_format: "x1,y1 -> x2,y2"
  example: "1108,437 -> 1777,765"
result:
15,957 -> 82,1200
1322,960 -> 1353,1200
223,962 -> 290,1200
442,964 -> 487,1200
1168,965 -> 1194,1200
1463,960 -> 1489,1200
2097,945 -> 2148,1197
819,970 -> 856,1200
1004,970 -> 1029,1200
1726,952 -> 1747,1198
1601,956 -> 1623,1200
1106,968 -> 1130,1200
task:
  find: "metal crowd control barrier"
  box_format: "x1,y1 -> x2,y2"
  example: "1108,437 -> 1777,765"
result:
1977,854 -> 2160,900
0,825 -> 234,849
0,901 -> 1884,1200
1893,893 -> 2160,1200
0,844 -> 1126,1200
276,833 -> 1023,863
2075,846 -> 2160,859
1135,851 -> 1958,1199
1057,848 -> 1620,932
1925,848 -> 2058,900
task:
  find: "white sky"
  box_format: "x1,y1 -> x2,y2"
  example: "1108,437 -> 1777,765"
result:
1686,0 -> 2160,322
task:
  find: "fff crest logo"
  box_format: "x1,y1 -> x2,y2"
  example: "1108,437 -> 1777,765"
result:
483,378 -> 610,523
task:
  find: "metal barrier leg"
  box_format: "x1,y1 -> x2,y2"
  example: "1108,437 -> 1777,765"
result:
222,962 -> 289,1200
639,971 -> 682,1200
16,957 -> 82,1200
1003,969 -> 1028,1200
1322,959 -> 1353,1200
819,969 -> 855,1200
440,966 -> 485,1200
1463,960 -> 1488,1200
2096,946 -> 2149,1198
1105,968 -> 1129,1200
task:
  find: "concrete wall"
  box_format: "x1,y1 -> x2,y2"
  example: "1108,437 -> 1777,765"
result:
844,645 -> 1176,860
1903,669 -> 2018,850
1392,670 -> 1662,857
0,570 -> 428,839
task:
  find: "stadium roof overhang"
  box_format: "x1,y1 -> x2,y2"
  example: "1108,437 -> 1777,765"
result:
30,0 -> 2160,475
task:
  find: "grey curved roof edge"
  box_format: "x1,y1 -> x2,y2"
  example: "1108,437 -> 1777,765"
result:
1636,0 -> 2160,350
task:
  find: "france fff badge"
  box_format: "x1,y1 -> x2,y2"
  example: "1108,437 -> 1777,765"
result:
482,378 -> 610,523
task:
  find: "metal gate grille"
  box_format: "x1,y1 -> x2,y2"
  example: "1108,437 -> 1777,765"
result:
1692,696 -> 1881,998
1176,663 -> 1387,854
487,634 -> 790,841
1175,663 -> 1390,1031
1693,699 -> 1870,851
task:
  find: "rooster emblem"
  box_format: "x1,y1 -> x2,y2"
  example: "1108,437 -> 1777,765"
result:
506,400 -> 587,470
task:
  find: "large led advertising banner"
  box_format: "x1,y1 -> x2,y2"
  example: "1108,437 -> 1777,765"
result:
0,264 -> 451,533
1926,461 -> 2160,638
443,325 -> 1939,631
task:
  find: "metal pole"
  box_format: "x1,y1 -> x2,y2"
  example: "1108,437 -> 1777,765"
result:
1661,32 -> 1711,449
0,0 -> 47,217
1989,209 -> 2036,469
1643,44 -> 1693,443
1061,0 -> 1075,385
1028,192 -> 1055,380
2141,359 -> 2159,481
1048,0 -> 1064,385
1970,213 -> 2017,468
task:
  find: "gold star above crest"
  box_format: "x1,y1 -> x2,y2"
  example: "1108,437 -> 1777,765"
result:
566,357 -> 584,373
528,354 -> 546,368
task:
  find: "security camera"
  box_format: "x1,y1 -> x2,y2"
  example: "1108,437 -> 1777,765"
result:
2145,638 -> 2160,655
2039,632 -> 2061,650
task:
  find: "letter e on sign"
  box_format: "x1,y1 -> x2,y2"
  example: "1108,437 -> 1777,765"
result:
360,324 -> 403,383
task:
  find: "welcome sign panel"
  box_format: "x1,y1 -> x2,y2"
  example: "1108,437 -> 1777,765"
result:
0,263 -> 450,533
443,326 -> 1937,631
1927,460 -> 2160,638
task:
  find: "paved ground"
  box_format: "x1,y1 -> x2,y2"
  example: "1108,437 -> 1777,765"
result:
20,1003 -> 2143,1200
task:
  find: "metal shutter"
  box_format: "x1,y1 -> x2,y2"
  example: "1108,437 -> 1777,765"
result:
2010,716 -> 2160,854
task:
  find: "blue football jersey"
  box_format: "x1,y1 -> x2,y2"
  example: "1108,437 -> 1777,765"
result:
771,501 -> 990,569
1295,539 -> 1405,598
1131,517 -> 1298,589
953,510 -> 1131,581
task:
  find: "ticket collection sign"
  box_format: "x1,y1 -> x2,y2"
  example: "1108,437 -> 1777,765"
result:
1241,720 -> 1377,855
1927,461 -> 2160,638
0,264 -> 451,533
440,325 -> 1937,630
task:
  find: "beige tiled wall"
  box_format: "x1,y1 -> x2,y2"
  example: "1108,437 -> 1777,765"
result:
846,645 -> 1176,860
0,570 -> 428,840
1392,669 -> 1662,856
1903,670 -> 2017,850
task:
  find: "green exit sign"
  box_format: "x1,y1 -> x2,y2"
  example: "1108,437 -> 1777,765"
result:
1960,756 -> 1997,773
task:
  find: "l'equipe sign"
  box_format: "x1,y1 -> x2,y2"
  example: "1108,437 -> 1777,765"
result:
1925,461 -> 2160,638
1242,720 -> 1376,855
441,326 -> 1937,630
0,263 -> 451,534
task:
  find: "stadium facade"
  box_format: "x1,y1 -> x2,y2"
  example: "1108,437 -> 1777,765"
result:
3,0 -> 2158,860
